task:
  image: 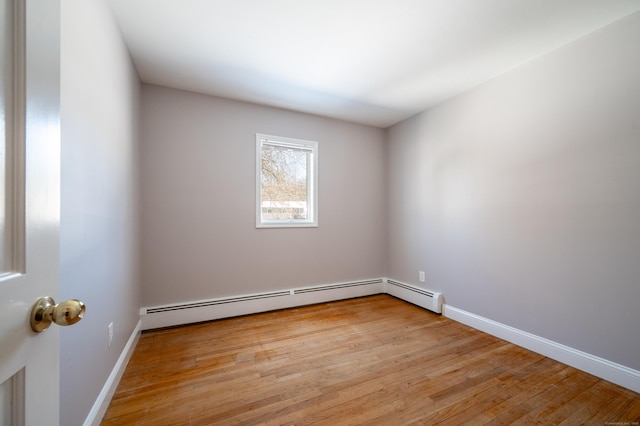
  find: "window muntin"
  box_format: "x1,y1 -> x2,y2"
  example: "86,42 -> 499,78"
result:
256,134 -> 318,228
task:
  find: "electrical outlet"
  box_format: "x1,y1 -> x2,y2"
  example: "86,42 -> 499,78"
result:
108,322 -> 114,347
419,271 -> 425,283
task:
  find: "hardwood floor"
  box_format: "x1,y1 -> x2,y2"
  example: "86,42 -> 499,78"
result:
102,295 -> 640,425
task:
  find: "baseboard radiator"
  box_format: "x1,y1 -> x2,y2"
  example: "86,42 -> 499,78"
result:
142,278 -> 391,330
385,279 -> 443,314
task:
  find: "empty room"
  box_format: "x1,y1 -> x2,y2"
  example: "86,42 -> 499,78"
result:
1,0 -> 639,425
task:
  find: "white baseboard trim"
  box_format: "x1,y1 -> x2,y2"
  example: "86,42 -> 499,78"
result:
83,320 -> 142,426
443,304 -> 640,394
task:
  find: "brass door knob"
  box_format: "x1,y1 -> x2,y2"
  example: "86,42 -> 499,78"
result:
30,297 -> 85,332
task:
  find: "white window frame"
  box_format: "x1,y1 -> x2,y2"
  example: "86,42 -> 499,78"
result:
256,133 -> 318,228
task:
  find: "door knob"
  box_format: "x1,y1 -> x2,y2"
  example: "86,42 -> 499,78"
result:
30,297 -> 85,332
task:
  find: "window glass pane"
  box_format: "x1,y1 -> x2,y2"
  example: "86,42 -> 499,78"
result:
261,144 -> 309,221
256,134 -> 317,228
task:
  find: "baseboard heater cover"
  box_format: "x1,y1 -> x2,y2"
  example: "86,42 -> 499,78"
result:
293,279 -> 383,294
145,290 -> 291,314
385,279 -> 443,314
141,279 -> 385,330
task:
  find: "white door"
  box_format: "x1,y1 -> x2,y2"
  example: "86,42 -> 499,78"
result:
0,0 -> 63,424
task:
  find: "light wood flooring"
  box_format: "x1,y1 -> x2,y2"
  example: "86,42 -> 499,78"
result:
102,295 -> 640,425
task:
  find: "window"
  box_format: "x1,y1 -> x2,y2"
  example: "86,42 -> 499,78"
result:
256,133 -> 318,228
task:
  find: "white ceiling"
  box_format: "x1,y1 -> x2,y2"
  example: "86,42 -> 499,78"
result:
106,0 -> 640,128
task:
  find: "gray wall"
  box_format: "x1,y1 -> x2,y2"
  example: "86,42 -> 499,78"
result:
140,85 -> 386,307
60,0 -> 141,424
387,11 -> 640,371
